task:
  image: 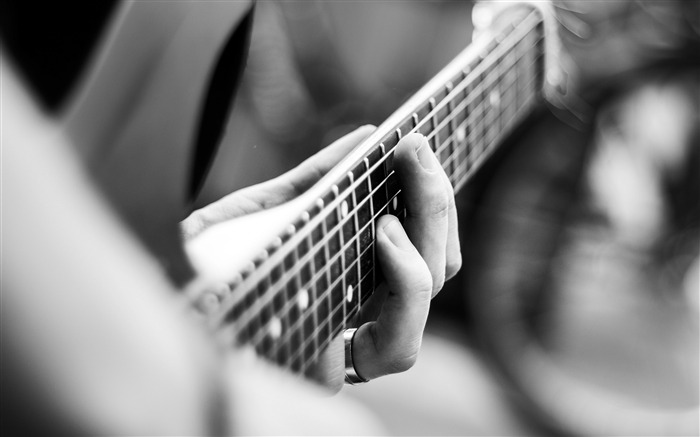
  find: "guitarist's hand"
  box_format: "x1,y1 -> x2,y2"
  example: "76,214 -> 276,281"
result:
183,126 -> 460,391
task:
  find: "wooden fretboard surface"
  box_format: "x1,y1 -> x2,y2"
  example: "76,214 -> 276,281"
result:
201,8 -> 545,376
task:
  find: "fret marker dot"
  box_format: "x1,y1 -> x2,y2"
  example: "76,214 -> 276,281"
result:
392,197 -> 398,210
346,285 -> 354,303
268,317 -> 282,340
341,200 -> 349,218
489,90 -> 501,108
297,289 -> 309,310
456,126 -> 466,142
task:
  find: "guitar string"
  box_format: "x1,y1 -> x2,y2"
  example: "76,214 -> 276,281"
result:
216,31 -> 535,324
215,18 -> 544,362
211,11 -> 537,312
288,25 -> 544,371
286,70 -> 543,373
270,50 -> 545,370
211,12 -> 542,322
264,73 -> 542,368
223,35 -> 541,341
228,63 -> 515,339
229,48 -> 543,371
246,67 -> 542,365
252,63 -> 543,373
222,35 -> 543,367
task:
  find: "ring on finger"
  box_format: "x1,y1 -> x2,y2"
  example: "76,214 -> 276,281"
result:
343,328 -> 369,385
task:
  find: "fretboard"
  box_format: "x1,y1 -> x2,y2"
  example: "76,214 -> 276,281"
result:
198,8 -> 545,376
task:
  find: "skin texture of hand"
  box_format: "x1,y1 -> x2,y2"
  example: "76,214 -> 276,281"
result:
182,126 -> 461,391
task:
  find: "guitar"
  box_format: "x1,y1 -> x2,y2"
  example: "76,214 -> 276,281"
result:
51,1 -> 696,434
185,2 -> 563,374
182,3 -> 699,435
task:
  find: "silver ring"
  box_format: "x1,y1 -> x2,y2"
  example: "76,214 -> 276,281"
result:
343,328 -> 369,385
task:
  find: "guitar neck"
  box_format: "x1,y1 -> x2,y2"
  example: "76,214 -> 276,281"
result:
200,7 -> 545,376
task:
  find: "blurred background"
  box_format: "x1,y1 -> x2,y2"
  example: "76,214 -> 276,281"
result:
195,1 -> 475,205
194,2 -> 699,435
3,0 -> 698,435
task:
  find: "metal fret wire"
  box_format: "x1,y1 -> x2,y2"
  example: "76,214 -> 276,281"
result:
275,75 -> 541,370
218,14 -> 544,370
243,52 -> 541,353
236,34 -> 542,372
226,27 -> 541,341
226,22 -> 542,368
266,196 -> 399,366
227,49 -> 527,349
289,27 -> 543,373
216,14 -> 541,324
248,58 -> 542,370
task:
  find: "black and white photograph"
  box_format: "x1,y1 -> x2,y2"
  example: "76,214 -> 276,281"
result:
2,1 -> 699,435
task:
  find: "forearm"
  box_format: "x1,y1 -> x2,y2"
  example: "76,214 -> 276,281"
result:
2,60 -> 216,435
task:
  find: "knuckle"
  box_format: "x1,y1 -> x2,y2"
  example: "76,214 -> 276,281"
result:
432,272 -> 446,297
444,177 -> 456,198
427,190 -> 450,219
445,252 -> 463,281
386,352 -> 418,374
414,273 -> 434,302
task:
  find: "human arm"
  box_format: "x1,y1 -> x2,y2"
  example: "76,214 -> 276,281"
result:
182,125 -> 461,391
1,57 -> 384,435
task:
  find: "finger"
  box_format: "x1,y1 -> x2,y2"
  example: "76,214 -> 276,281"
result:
182,125 -> 375,238
282,124 -> 376,195
393,133 -> 450,296
233,124 -> 375,209
440,169 -> 462,281
352,215 -> 432,380
307,335 -> 345,393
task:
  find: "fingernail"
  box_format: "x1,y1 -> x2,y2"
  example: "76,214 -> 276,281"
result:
415,136 -> 438,172
382,217 -> 412,250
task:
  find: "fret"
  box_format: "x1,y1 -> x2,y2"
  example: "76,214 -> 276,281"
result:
428,97 -> 439,152
453,69 -> 470,185
358,243 -> 375,305
344,253 -> 360,320
205,9 -> 548,375
313,271 -> 330,347
281,252 -> 301,371
516,39 -> 531,110
502,48 -> 517,126
255,279 -> 275,357
465,79 -> 477,171
444,82 -> 458,183
368,146 -> 388,211
436,91 -> 453,174
269,262 -> 287,365
358,158 -> 373,225
334,194 -> 349,331
473,77 -> 486,159
414,102 -> 432,138
483,67 -> 500,150
239,285 -> 261,345
295,210 -> 317,370
388,169 -> 403,218
329,278 -> 345,337
362,156 -> 378,294
345,171 -> 362,320
314,200 -> 332,352
328,186 -> 346,334
223,291 -> 246,338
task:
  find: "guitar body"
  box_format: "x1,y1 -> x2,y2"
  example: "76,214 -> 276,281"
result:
43,1 -> 699,435
63,0 -> 253,283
